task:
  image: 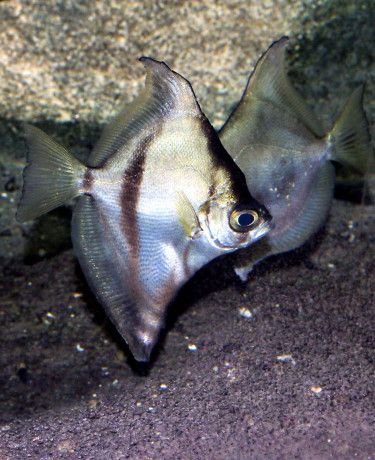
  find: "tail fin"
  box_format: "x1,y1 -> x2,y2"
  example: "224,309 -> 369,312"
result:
17,124 -> 87,222
327,86 -> 375,175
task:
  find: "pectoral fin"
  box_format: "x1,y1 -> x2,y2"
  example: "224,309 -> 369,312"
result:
175,191 -> 202,239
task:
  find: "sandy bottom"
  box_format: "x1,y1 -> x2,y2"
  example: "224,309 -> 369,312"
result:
1,197 -> 374,459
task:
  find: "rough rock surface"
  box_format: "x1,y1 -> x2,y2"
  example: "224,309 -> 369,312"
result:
1,0 -> 375,458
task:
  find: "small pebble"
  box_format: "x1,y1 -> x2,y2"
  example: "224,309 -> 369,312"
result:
277,354 -> 296,366
310,386 -> 323,394
238,307 -> 253,318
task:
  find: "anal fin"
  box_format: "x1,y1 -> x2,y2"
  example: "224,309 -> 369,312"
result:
71,195 -> 160,361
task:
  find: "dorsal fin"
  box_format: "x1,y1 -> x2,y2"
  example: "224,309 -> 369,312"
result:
88,58 -> 202,167
234,37 -> 324,137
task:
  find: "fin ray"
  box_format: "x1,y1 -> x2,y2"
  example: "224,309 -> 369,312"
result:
88,58 -> 202,167
175,191 -> 202,239
72,195 -> 161,361
220,37 -> 324,142
327,86 -> 375,175
17,124 -> 86,222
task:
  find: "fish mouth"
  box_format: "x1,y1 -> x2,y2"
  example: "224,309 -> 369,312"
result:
211,238 -> 241,251
252,220 -> 273,242
211,220 -> 273,250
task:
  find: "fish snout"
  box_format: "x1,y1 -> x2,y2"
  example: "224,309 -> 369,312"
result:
252,219 -> 272,242
251,205 -> 273,241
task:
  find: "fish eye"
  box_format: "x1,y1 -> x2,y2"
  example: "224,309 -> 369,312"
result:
229,209 -> 259,232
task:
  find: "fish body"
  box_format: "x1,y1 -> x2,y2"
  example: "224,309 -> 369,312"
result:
219,37 -> 374,280
17,58 -> 271,361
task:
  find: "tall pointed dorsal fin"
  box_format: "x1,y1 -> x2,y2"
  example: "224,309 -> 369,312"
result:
88,58 -> 202,167
242,37 -> 324,137
140,57 -> 202,117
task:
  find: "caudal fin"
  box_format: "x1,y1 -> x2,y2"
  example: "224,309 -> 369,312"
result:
327,86 -> 374,175
17,124 -> 87,222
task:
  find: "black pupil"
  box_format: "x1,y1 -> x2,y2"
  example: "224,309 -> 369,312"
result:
237,212 -> 254,227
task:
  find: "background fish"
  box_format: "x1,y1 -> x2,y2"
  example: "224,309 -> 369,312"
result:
219,37 -> 374,281
17,58 -> 271,361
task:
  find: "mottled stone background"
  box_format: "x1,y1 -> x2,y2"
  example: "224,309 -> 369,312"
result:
0,0 -> 374,127
0,0 -> 299,125
1,0 -> 375,458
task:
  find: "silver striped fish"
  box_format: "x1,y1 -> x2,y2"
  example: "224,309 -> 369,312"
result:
219,37 -> 374,281
17,58 -> 271,361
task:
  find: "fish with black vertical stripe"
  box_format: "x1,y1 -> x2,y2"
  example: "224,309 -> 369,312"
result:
17,58 -> 272,361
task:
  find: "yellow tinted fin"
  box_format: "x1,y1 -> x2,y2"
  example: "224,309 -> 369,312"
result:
327,86 -> 375,175
17,125 -> 86,222
175,191 -> 202,239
